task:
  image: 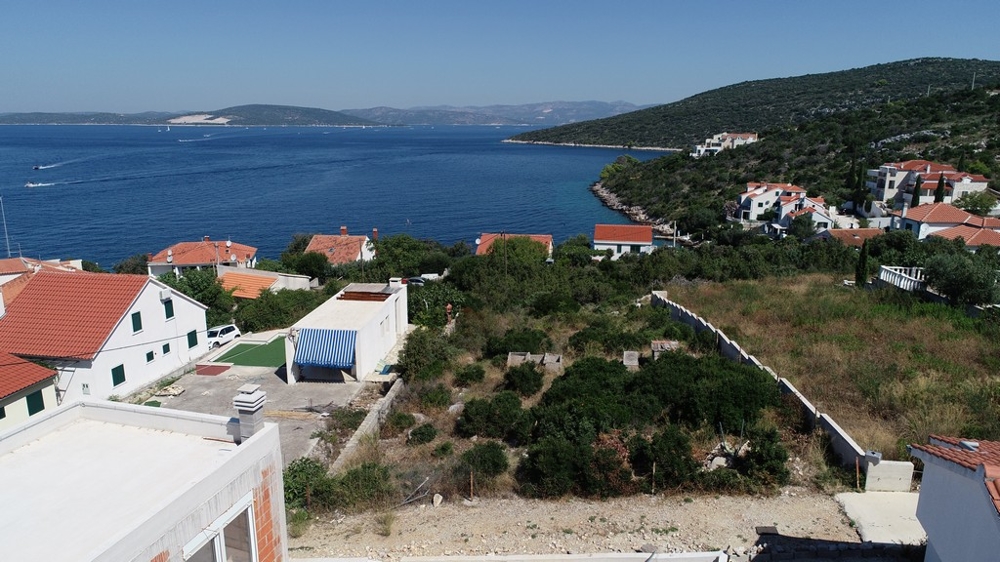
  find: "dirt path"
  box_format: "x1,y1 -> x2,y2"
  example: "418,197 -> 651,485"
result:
289,486 -> 860,560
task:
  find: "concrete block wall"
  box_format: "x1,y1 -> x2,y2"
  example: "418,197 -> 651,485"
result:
651,294 -> 867,469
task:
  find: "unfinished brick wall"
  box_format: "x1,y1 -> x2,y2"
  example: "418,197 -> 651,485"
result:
150,550 -> 170,562
253,465 -> 283,562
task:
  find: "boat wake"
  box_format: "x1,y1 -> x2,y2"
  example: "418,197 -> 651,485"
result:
25,182 -> 55,188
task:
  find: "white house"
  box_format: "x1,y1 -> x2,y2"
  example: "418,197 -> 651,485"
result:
284,280 -> 408,383
304,226 -> 376,266
691,132 -> 758,158
910,436 -> 1000,562
734,182 -> 806,221
0,271 -> 209,403
593,224 -> 655,259
867,159 -> 989,207
0,350 -> 57,432
0,396 -> 287,562
894,203 -> 1000,241
148,236 -> 258,278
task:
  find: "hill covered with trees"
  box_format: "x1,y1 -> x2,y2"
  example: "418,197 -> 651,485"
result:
510,58 -> 1000,149
595,85 -> 1000,233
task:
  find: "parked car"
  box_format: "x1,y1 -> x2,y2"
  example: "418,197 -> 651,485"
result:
406,277 -> 426,287
207,324 -> 241,348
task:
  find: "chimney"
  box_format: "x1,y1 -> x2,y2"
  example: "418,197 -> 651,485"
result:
340,225 -> 348,236
203,235 -> 210,242
233,384 -> 266,443
372,227 -> 378,241
926,164 -> 931,174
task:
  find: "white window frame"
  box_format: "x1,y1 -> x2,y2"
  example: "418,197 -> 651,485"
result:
182,491 -> 257,561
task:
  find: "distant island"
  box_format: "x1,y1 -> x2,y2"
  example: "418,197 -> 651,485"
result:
0,101 -> 649,128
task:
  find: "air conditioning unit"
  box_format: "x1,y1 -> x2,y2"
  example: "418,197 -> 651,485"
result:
159,288 -> 172,301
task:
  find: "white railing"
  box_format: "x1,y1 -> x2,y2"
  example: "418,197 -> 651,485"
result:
878,265 -> 926,292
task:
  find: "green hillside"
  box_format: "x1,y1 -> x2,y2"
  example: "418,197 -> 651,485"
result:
511,58 -> 1000,148
597,85 -> 1000,233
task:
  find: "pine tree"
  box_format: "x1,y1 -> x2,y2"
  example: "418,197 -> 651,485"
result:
911,176 -> 923,207
855,240 -> 870,287
934,172 -> 946,203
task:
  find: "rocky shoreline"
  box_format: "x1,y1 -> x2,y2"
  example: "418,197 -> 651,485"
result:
502,139 -> 679,152
589,181 -> 675,236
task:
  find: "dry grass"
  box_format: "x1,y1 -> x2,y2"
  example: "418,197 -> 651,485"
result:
667,273 -> 1000,458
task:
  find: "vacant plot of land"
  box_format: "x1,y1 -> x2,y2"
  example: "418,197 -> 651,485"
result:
664,274 -> 1000,458
217,337 -> 286,367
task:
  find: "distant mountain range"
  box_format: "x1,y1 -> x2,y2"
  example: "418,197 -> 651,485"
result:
0,101 -> 648,127
340,101 -> 649,125
510,57 -> 1000,148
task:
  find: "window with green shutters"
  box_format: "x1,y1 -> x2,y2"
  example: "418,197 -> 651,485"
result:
163,342 -> 171,355
146,351 -> 155,363
164,298 -> 174,320
26,390 -> 44,416
131,311 -> 142,332
187,330 -> 198,348
112,364 -> 126,387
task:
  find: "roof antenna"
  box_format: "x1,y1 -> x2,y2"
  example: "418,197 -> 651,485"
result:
0,195 -> 11,258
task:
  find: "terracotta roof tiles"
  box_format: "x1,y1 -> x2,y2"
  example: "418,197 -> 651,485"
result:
149,238 -> 257,266
476,233 -> 554,256
931,225 -> 1000,248
220,272 -> 278,299
0,259 -> 29,275
593,224 -> 654,244
900,203 -> 974,224
305,234 -> 368,265
822,228 -> 885,248
912,436 -> 1000,516
0,271 -> 149,361
0,351 -> 56,400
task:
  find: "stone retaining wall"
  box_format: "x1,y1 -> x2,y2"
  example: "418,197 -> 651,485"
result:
330,379 -> 405,473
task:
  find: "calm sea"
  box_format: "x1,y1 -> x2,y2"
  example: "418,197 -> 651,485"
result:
0,125 -> 665,268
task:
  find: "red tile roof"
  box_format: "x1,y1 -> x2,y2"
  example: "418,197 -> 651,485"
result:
887,160 -> 957,174
822,228 -> 885,248
0,351 -> 56,400
0,272 -> 149,361
220,272 -> 278,299
476,233 -> 554,256
305,234 -> 368,265
1,272 -> 36,307
931,225 -> 1000,248
0,259 -> 29,275
900,203 -> 975,224
912,436 -> 1000,515
745,182 -> 805,193
593,224 -> 654,244
149,237 -> 257,266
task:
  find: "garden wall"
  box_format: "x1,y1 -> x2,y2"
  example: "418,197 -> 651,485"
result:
330,379 -> 405,473
651,291 -> 867,470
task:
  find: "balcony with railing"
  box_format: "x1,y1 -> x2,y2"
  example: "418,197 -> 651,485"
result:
878,266 -> 926,292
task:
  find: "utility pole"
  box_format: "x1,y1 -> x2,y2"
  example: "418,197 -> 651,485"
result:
0,195 -> 10,258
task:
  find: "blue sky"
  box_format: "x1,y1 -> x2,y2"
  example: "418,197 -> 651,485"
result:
1,1 -> 997,113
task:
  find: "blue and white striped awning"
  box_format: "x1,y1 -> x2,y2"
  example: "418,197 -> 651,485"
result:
294,328 -> 357,369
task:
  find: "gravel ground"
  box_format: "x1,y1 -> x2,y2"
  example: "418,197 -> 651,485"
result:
289,486 -> 864,560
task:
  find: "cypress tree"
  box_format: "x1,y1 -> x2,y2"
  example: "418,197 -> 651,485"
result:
855,240 -> 870,287
934,172 -> 946,203
911,176 -> 923,207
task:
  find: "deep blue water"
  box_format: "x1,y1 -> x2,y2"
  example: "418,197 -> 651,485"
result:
0,125 -> 666,268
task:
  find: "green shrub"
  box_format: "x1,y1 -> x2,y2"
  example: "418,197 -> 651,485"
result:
627,425 -> 698,489
530,292 -> 581,317
455,390 -> 528,443
337,462 -> 396,509
407,423 -> 438,445
484,328 -> 551,358
453,363 -> 486,387
284,457 -> 330,509
418,383 -> 451,409
399,327 -> 455,382
735,426 -> 790,487
504,363 -> 544,396
385,411 -> 416,436
461,441 -> 509,479
516,436 -> 586,498
432,441 -> 454,458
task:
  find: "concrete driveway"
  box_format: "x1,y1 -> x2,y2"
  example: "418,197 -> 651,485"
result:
155,363 -> 365,467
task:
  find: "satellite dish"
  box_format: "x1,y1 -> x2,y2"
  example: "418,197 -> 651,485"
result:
226,239 -> 232,248
474,238 -> 481,245
166,249 -> 173,263
230,254 -> 237,262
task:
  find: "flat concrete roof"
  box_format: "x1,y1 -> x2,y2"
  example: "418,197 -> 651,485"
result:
0,404 -> 241,561
293,283 -> 401,331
